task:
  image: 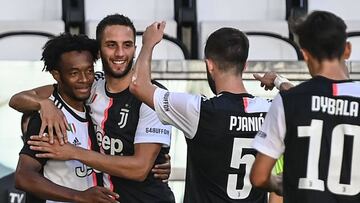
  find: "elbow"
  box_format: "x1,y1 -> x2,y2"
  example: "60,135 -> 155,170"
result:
15,171 -> 27,191
8,95 -> 17,110
131,166 -> 151,182
250,170 -> 268,189
128,160 -> 153,182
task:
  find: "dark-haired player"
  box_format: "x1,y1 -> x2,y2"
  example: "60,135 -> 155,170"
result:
251,11 -> 360,203
14,33 -> 118,203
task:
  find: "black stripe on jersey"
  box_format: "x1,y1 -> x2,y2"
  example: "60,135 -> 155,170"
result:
52,85 -> 87,122
95,71 -> 105,81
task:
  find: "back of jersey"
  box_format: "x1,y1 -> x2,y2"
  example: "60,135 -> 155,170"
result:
281,76 -> 360,202
184,92 -> 270,203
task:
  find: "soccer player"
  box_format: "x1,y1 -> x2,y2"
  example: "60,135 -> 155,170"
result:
9,14 -> 174,202
250,11 -> 360,203
129,22 -> 271,202
14,33 -> 118,203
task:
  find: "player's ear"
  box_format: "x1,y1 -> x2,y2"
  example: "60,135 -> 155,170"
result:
205,58 -> 215,74
343,41 -> 352,60
51,70 -> 61,83
301,49 -> 310,62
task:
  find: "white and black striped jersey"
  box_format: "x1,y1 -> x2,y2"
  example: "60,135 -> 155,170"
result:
86,72 -> 174,202
154,88 -> 271,203
20,86 -> 101,203
253,76 -> 360,203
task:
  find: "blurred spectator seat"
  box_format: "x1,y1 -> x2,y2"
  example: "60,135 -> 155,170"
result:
0,0 -> 64,60
135,32 -> 189,60
308,0 -> 360,32
84,0 -> 177,38
347,32 -> 360,61
196,0 -> 300,60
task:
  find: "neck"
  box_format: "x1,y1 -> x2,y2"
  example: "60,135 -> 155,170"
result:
311,59 -> 349,80
58,91 -> 84,112
105,72 -> 133,93
215,72 -> 247,94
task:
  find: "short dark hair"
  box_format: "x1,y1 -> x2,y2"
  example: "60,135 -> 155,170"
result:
42,33 -> 98,72
96,14 -> 136,45
295,11 -> 347,61
204,27 -> 249,73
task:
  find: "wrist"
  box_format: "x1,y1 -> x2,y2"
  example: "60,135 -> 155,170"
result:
274,75 -> 290,90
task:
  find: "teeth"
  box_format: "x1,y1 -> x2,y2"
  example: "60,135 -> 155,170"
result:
113,60 -> 125,64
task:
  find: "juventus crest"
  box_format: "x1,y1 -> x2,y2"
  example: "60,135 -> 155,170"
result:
118,108 -> 129,128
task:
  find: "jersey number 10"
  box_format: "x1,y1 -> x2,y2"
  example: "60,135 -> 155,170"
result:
298,119 -> 360,196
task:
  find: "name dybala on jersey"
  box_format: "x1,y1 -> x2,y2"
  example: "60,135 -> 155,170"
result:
87,72 -> 174,202
20,86 -> 101,203
253,76 -> 360,203
154,88 -> 271,203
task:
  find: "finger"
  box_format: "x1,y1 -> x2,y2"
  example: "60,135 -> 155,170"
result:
54,124 -> 64,145
153,173 -> 169,179
153,163 -> 170,169
30,135 -> 50,142
164,154 -> 171,162
253,73 -> 262,81
39,121 -> 47,138
35,152 -> 55,159
30,145 -> 52,153
100,188 -> 119,200
62,116 -> 68,143
159,21 -> 166,31
57,133 -> 65,146
48,126 -> 54,144
152,168 -> 170,173
27,140 -> 44,146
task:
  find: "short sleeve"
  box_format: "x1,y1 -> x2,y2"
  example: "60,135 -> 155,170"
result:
19,113 -> 47,165
134,103 -> 172,147
252,93 -> 286,159
153,88 -> 201,139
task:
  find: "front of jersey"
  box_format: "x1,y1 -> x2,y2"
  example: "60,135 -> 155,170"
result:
87,72 -> 174,202
253,76 -> 360,203
154,89 -> 270,203
20,89 -> 100,203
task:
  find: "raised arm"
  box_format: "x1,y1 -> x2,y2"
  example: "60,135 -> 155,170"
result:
253,72 -> 294,91
15,155 -> 118,203
9,85 -> 68,144
129,21 -> 166,109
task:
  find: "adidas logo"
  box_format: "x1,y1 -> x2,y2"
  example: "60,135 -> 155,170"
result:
72,137 -> 81,146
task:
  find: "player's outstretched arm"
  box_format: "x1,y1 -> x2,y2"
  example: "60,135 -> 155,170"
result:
130,21 -> 166,109
15,155 -> 119,203
29,136 -> 163,182
9,85 -> 68,144
253,72 -> 294,91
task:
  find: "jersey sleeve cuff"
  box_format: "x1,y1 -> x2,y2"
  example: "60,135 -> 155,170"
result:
252,141 -> 282,159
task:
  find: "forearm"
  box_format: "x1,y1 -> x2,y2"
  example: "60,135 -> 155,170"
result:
73,147 -> 155,181
16,171 -> 81,202
9,90 -> 43,112
130,43 -> 157,109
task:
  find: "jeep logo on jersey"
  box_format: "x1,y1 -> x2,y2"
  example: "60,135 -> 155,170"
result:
118,108 -> 129,128
96,132 -> 124,155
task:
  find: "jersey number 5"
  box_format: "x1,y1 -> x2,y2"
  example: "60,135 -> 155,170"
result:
227,137 -> 255,199
298,119 -> 360,196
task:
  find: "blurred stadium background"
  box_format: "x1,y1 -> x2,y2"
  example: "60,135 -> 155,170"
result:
1,0 -> 360,202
